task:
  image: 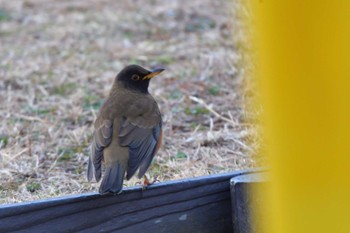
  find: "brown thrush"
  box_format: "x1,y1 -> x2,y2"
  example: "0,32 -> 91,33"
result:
87,65 -> 164,194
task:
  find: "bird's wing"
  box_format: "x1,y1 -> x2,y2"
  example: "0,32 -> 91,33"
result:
87,118 -> 113,182
119,101 -> 162,180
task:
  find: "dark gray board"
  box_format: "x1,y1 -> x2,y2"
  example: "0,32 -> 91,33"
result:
0,169 -> 261,233
230,173 -> 267,233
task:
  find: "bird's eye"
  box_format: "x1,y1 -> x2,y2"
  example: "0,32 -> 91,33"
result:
131,74 -> 140,81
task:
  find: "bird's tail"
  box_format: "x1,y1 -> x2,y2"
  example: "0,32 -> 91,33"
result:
99,163 -> 125,194
87,156 -> 94,182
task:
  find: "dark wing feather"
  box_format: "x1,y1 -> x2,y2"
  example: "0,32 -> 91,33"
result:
87,119 -> 113,182
119,117 -> 162,180
138,123 -> 162,177
99,163 -> 125,194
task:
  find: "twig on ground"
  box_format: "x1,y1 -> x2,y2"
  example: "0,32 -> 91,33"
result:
189,96 -> 239,126
12,113 -> 45,123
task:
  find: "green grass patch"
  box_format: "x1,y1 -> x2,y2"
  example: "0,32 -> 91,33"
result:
189,122 -> 206,131
156,55 -> 174,65
0,135 -> 8,147
26,182 -> 41,193
26,107 -> 55,115
168,90 -> 182,99
208,85 -> 220,96
129,58 -> 141,65
169,151 -> 188,161
57,147 -> 81,161
185,15 -> 216,32
53,82 -> 77,96
123,30 -> 133,39
185,107 -> 210,116
175,151 -> 188,159
0,9 -> 10,22
83,94 -> 104,110
58,152 -> 74,161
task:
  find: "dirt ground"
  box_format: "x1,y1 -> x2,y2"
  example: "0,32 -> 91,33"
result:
0,0 -> 260,204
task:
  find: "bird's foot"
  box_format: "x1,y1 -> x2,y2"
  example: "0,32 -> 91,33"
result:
142,175 -> 159,190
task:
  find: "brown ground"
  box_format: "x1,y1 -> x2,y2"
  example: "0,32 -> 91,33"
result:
0,0 -> 260,204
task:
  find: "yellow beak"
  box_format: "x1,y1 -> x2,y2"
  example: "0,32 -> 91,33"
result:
143,68 -> 165,80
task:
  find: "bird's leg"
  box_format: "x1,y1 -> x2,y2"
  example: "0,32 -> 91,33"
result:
142,175 -> 159,190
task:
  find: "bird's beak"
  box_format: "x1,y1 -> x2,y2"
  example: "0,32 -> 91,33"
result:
143,68 -> 165,80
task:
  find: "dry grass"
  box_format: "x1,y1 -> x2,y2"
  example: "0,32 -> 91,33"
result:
0,0 -> 261,204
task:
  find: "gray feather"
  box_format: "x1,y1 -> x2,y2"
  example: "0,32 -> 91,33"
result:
88,119 -> 113,183
87,155 -> 94,181
99,164 -> 126,194
118,118 -> 162,180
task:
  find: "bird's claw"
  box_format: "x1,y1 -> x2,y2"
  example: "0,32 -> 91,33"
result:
142,175 -> 159,190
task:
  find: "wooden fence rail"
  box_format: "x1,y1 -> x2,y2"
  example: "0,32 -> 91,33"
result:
0,169 -> 264,233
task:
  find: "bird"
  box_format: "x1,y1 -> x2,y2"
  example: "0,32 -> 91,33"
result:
87,64 -> 164,194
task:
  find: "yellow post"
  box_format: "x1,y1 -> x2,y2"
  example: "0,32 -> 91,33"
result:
251,1 -> 350,233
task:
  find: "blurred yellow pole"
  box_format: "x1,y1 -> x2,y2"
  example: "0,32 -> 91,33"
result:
251,1 -> 350,233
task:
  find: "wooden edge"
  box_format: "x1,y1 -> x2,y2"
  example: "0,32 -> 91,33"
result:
230,172 -> 268,233
230,172 -> 267,185
0,168 -> 266,233
1,168 -> 265,210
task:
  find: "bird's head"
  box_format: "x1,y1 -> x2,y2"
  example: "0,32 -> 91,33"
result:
116,65 -> 165,93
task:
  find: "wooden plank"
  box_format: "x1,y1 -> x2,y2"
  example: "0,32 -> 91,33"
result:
0,169 -> 260,233
230,173 -> 267,233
